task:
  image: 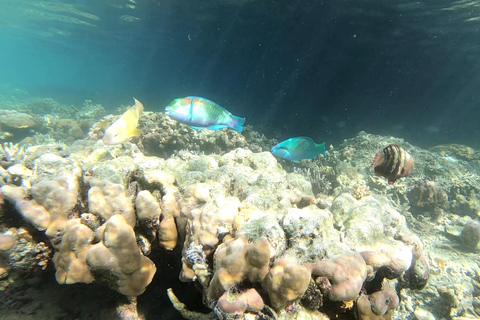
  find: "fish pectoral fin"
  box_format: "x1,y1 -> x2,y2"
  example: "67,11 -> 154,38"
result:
206,125 -> 228,130
98,120 -> 108,130
129,129 -> 142,137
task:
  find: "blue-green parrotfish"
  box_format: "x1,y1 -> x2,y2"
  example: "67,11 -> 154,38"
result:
165,96 -> 245,132
271,137 -> 326,163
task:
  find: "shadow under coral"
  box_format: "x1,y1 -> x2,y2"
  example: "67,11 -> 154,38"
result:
0,268 -> 121,320
0,237 -> 208,320
138,244 -> 210,320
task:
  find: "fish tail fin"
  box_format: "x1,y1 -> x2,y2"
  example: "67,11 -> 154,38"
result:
316,142 -> 327,157
230,115 -> 246,132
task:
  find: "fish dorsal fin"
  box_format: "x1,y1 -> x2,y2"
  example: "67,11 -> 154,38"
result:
132,97 -> 144,115
189,97 -> 194,122
98,120 -> 108,130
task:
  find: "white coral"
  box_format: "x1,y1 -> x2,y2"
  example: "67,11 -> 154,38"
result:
0,142 -> 25,163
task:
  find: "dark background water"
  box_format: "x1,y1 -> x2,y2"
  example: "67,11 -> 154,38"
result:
1,0 -> 480,148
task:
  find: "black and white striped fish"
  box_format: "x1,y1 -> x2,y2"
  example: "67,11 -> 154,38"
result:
372,144 -> 414,184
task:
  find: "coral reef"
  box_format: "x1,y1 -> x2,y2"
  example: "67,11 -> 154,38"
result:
51,119 -> 86,142
293,166 -> 333,195
1,155 -> 158,307
0,110 -> 43,142
2,116 -> 480,320
430,144 -> 480,161
136,112 -> 275,158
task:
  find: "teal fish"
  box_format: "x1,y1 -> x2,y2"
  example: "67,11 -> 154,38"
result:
271,137 -> 326,163
165,96 -> 245,132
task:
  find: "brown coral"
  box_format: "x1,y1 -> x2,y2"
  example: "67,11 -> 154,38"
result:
407,179 -> 449,219
53,118 -> 85,142
180,184 -> 240,282
0,110 -> 39,131
262,259 -> 311,309
351,183 -> 371,200
53,219 -> 94,284
87,214 -> 156,296
88,179 -> 136,227
460,220 -> 480,251
360,243 -> 413,280
31,178 -> 79,240
356,289 -> 399,320
215,286 -> 265,316
305,253 -> 367,302
207,234 -> 275,302
401,254 -> 430,290
159,190 -> 179,251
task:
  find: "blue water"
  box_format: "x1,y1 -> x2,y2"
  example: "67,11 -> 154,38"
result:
1,0 -> 480,147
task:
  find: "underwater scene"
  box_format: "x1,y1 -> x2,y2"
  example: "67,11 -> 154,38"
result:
1,0 -> 480,319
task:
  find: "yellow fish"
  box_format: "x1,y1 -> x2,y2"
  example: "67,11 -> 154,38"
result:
101,98 -> 144,145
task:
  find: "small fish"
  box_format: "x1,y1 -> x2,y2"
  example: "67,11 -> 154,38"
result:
271,137 -> 326,163
165,96 -> 245,132
119,15 -> 139,22
101,98 -> 144,145
372,144 -> 414,184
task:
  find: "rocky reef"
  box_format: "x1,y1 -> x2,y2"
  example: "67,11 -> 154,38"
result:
0,100 -> 480,320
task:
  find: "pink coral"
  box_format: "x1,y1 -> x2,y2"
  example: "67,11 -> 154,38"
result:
216,287 -> 265,316
305,253 -> 367,301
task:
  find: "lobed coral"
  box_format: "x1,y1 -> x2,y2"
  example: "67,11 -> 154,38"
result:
356,289 -> 399,320
207,234 -> 275,302
1,156 -> 158,301
87,214 -> 156,296
263,259 -> 311,308
459,220 -> 480,251
215,286 -> 268,319
0,131 -> 449,319
305,253 -> 367,302
407,179 -> 449,219
360,244 -> 413,280
53,219 -> 94,284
